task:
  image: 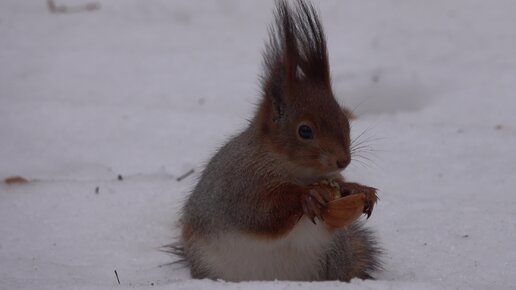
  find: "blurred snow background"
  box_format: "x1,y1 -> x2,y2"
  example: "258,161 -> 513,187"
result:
1,0 -> 515,289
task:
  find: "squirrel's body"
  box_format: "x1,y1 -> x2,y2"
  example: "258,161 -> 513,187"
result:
177,0 -> 381,281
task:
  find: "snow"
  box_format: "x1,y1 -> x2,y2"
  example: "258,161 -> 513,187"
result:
1,0 -> 516,289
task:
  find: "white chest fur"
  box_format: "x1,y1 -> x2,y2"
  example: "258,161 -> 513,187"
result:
197,217 -> 334,281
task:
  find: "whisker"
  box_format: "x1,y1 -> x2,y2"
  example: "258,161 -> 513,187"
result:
350,120 -> 382,146
350,157 -> 370,169
347,93 -> 377,118
351,151 -> 380,161
354,136 -> 386,146
352,153 -> 378,166
351,126 -> 374,146
351,144 -> 376,152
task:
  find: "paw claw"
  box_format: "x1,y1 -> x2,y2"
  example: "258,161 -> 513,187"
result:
363,199 -> 374,219
302,185 -> 333,224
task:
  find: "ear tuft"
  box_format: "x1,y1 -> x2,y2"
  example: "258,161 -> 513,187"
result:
261,0 -> 330,111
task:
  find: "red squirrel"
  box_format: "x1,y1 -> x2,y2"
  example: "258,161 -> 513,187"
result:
174,0 -> 381,281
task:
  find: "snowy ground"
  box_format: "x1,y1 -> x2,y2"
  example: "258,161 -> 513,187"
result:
1,0 -> 516,289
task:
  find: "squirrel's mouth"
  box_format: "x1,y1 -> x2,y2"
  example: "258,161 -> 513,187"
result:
304,167 -> 343,183
321,169 -> 344,179
317,153 -> 349,174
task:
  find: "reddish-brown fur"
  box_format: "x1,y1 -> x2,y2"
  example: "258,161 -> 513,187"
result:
250,182 -> 337,238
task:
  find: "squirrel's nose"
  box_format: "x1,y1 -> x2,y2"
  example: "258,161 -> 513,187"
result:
336,158 -> 350,169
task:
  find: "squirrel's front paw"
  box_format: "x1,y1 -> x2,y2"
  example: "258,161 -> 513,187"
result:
335,181 -> 378,218
301,185 -> 334,224
362,188 -> 378,218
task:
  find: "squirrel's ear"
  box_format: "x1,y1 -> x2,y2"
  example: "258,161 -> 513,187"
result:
260,0 -> 331,121
281,1 -> 300,95
261,1 -> 298,121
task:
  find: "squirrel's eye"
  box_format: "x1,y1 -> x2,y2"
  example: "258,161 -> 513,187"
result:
298,125 -> 314,140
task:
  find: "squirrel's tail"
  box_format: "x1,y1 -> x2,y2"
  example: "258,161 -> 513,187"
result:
161,242 -> 187,266
325,222 -> 383,281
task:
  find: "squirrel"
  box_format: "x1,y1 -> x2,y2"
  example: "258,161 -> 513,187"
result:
173,0 -> 382,281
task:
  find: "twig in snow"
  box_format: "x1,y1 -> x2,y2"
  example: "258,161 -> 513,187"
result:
114,270 -> 120,285
176,169 -> 194,182
4,176 -> 29,185
95,186 -> 99,194
47,0 -> 100,14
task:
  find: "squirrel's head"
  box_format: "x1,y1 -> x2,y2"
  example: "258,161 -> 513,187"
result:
254,0 -> 351,180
